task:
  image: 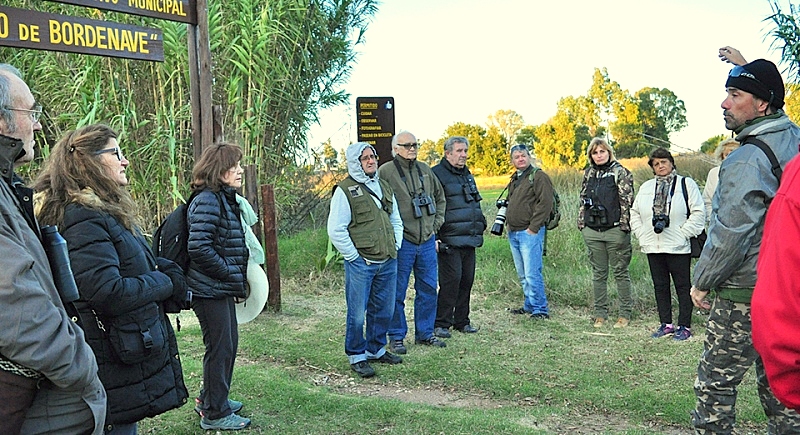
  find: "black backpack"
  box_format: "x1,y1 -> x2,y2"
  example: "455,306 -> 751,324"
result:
152,191 -> 201,272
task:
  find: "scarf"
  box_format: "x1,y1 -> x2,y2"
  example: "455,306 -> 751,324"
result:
652,170 -> 677,217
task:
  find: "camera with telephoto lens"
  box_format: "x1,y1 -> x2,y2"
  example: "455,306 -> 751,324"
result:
412,193 -> 436,218
491,199 -> 509,236
652,214 -> 670,234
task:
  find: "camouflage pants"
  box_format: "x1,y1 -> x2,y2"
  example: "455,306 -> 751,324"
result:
691,297 -> 800,434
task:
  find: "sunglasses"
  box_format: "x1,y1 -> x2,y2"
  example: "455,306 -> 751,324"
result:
397,142 -> 418,149
510,144 -> 529,153
729,65 -> 775,103
94,147 -> 124,161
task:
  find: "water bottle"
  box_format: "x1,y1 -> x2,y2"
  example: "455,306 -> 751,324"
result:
40,225 -> 80,304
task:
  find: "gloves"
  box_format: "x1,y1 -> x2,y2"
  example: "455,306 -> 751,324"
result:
156,257 -> 188,301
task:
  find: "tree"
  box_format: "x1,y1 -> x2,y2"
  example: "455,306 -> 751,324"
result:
437,122 -> 486,168
486,109 -> 525,148
322,140 -> 338,171
417,139 -> 440,166
516,125 -> 538,145
766,0 -> 800,81
701,134 -> 729,155
784,83 -> 800,124
635,87 -> 688,154
533,110 -> 590,169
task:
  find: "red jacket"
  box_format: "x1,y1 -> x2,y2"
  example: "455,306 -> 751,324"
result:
752,154 -> 800,411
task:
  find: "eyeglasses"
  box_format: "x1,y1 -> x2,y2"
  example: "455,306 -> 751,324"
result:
510,144 -> 529,153
397,142 -> 418,149
94,147 -> 124,161
4,104 -> 43,123
359,154 -> 379,162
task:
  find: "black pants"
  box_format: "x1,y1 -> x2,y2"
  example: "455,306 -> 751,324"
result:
646,253 -> 693,327
435,246 -> 476,329
193,297 -> 238,420
0,369 -> 37,434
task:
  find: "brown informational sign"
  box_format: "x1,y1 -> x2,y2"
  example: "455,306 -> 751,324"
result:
44,0 -> 197,25
356,97 -> 395,166
0,6 -> 164,61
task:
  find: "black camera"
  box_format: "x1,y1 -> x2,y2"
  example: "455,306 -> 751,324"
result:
462,180 -> 482,203
491,199 -> 509,236
582,197 -> 593,207
652,214 -> 670,234
412,193 -> 436,218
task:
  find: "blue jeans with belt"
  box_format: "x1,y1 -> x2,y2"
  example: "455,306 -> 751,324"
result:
388,236 -> 439,341
508,228 -> 549,315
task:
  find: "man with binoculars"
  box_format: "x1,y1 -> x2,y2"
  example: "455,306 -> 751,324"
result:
378,131 -> 446,353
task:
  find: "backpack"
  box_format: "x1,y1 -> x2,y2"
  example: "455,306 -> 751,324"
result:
152,191 -> 201,272
528,167 -> 561,230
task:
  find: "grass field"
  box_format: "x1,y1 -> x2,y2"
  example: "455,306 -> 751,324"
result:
138,153 -> 775,434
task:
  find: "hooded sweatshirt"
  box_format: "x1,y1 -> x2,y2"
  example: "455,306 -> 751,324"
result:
328,143 -> 403,262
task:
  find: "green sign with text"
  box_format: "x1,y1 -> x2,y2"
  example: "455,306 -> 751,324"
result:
44,0 -> 196,25
0,6 -> 164,61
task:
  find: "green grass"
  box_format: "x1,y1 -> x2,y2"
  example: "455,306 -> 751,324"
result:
140,155 -> 768,434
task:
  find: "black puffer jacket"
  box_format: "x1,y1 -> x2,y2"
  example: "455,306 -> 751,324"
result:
62,201 -> 188,425
186,186 -> 248,299
432,158 -> 486,248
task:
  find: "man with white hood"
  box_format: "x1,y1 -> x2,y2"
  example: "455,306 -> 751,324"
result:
327,142 -> 404,378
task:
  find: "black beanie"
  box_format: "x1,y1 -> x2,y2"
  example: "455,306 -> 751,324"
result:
725,59 -> 785,109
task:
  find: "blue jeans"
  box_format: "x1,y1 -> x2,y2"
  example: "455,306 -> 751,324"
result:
508,228 -> 549,315
389,236 -> 438,341
344,257 -> 396,364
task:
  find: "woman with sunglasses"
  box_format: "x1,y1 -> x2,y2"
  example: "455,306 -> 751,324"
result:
34,124 -> 189,434
186,143 -> 250,430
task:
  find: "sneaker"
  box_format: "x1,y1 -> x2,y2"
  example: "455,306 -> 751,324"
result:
456,324 -> 478,333
433,327 -> 452,338
593,318 -> 605,328
194,398 -> 243,416
200,413 -> 251,430
509,307 -> 529,315
530,313 -> 550,320
368,352 -> 403,364
613,318 -> 630,329
651,323 -> 675,338
350,360 -> 375,378
673,326 -> 692,341
388,339 -> 407,355
415,336 -> 447,347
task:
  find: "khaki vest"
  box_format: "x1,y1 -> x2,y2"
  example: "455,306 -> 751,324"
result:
338,177 -> 397,261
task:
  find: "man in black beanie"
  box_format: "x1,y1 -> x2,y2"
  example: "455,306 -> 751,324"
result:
690,52 -> 800,433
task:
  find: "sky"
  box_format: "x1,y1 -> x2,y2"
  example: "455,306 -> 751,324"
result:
307,0 -> 783,156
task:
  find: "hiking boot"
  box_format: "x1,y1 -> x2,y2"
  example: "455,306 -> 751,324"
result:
456,324 -> 478,333
194,398 -> 243,416
434,327 -> 452,338
415,336 -> 447,347
613,318 -> 630,329
389,339 -> 407,355
593,318 -> 605,328
368,352 -> 403,364
200,413 -> 251,430
509,307 -> 529,315
651,324 -> 675,338
350,360 -> 375,378
673,326 -> 692,341
530,312 -> 550,320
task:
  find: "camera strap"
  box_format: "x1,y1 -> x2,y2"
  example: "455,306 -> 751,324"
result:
393,158 -> 425,197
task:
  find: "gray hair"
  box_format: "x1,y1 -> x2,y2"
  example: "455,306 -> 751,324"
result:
510,143 -> 532,157
0,64 -> 23,134
444,136 -> 469,152
390,130 -> 414,157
